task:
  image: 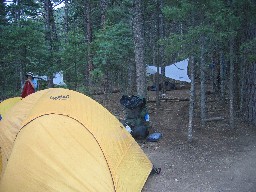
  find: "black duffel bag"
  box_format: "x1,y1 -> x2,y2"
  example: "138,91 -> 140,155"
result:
120,95 -> 146,110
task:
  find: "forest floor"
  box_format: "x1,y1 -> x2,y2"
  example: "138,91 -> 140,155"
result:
93,86 -> 256,192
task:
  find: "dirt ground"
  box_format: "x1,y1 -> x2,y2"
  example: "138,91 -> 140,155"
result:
93,88 -> 256,192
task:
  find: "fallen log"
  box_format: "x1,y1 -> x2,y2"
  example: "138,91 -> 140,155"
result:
204,117 -> 225,122
92,89 -> 120,95
147,98 -> 189,103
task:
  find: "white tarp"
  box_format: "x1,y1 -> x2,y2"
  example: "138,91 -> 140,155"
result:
146,66 -> 160,76
147,59 -> 191,83
53,71 -> 66,86
34,71 -> 66,86
165,59 -> 191,83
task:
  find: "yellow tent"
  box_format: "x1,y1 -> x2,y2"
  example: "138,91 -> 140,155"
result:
0,97 -> 21,118
0,88 -> 152,192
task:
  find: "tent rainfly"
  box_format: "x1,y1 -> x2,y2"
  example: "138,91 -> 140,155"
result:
0,97 -> 21,175
0,88 -> 152,192
0,97 -> 21,119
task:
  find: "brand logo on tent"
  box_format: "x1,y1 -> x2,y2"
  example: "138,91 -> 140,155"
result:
50,95 -> 70,100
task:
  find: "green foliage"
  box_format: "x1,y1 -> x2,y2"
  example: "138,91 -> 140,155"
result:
240,38 -> 256,63
0,20 -> 48,87
5,0 -> 41,22
107,5 -> 130,24
90,68 -> 104,83
1,0 -> 256,100
206,1 -> 241,32
93,22 -> 134,72
161,25 -> 215,61
162,0 -> 194,23
0,0 -> 53,98
61,29 -> 86,65
60,29 -> 86,88
161,0 -> 246,63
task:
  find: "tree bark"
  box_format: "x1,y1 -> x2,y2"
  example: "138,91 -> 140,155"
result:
220,51 -> 225,100
239,56 -> 246,114
83,0 -> 93,88
159,0 -> 165,94
229,37 -> 235,128
0,0 -> 7,25
43,0 -> 59,88
188,56 -> 195,142
200,37 -> 206,127
244,62 -> 256,125
153,42 -> 160,106
47,76 -> 54,88
13,0 -> 24,91
64,0 -> 69,39
251,64 -> 256,125
132,0 -> 146,98
127,60 -> 136,95
242,61 -> 249,121
44,0 -> 58,50
211,54 -> 218,93
100,0 -> 107,29
155,4 -> 160,107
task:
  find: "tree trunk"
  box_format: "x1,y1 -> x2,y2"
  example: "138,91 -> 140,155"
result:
200,38 -> 206,127
13,0 -> 21,25
153,43 -> 160,106
188,56 -> 195,142
229,37 -> 235,128
100,0 -> 107,29
132,0 -> 146,98
47,76 -> 54,88
242,61 -> 249,120
83,0 -> 93,88
100,0 -> 109,99
44,0 -> 58,49
155,4 -> 160,106
74,61 -> 78,90
64,0 -> 69,39
158,0 -> 165,95
239,56 -> 246,114
127,60 -> 136,95
44,0 -> 59,88
220,51 -> 225,100
0,0 -> 7,25
244,62 -> 256,125
13,0 -> 24,91
211,54 -> 218,93
251,64 -> 256,125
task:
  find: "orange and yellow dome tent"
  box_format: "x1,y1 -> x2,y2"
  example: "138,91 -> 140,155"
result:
0,88 -> 152,192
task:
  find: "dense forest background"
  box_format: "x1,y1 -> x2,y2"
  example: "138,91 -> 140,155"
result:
0,0 -> 255,127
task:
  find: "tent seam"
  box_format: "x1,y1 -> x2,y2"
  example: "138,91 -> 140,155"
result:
115,141 -> 134,170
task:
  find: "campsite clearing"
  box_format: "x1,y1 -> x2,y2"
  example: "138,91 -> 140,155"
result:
94,88 -> 256,192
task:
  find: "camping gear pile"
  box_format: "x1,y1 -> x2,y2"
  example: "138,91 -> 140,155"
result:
0,88 -> 152,192
120,95 -> 150,139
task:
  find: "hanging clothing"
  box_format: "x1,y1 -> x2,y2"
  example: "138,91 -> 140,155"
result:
21,81 -> 35,98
